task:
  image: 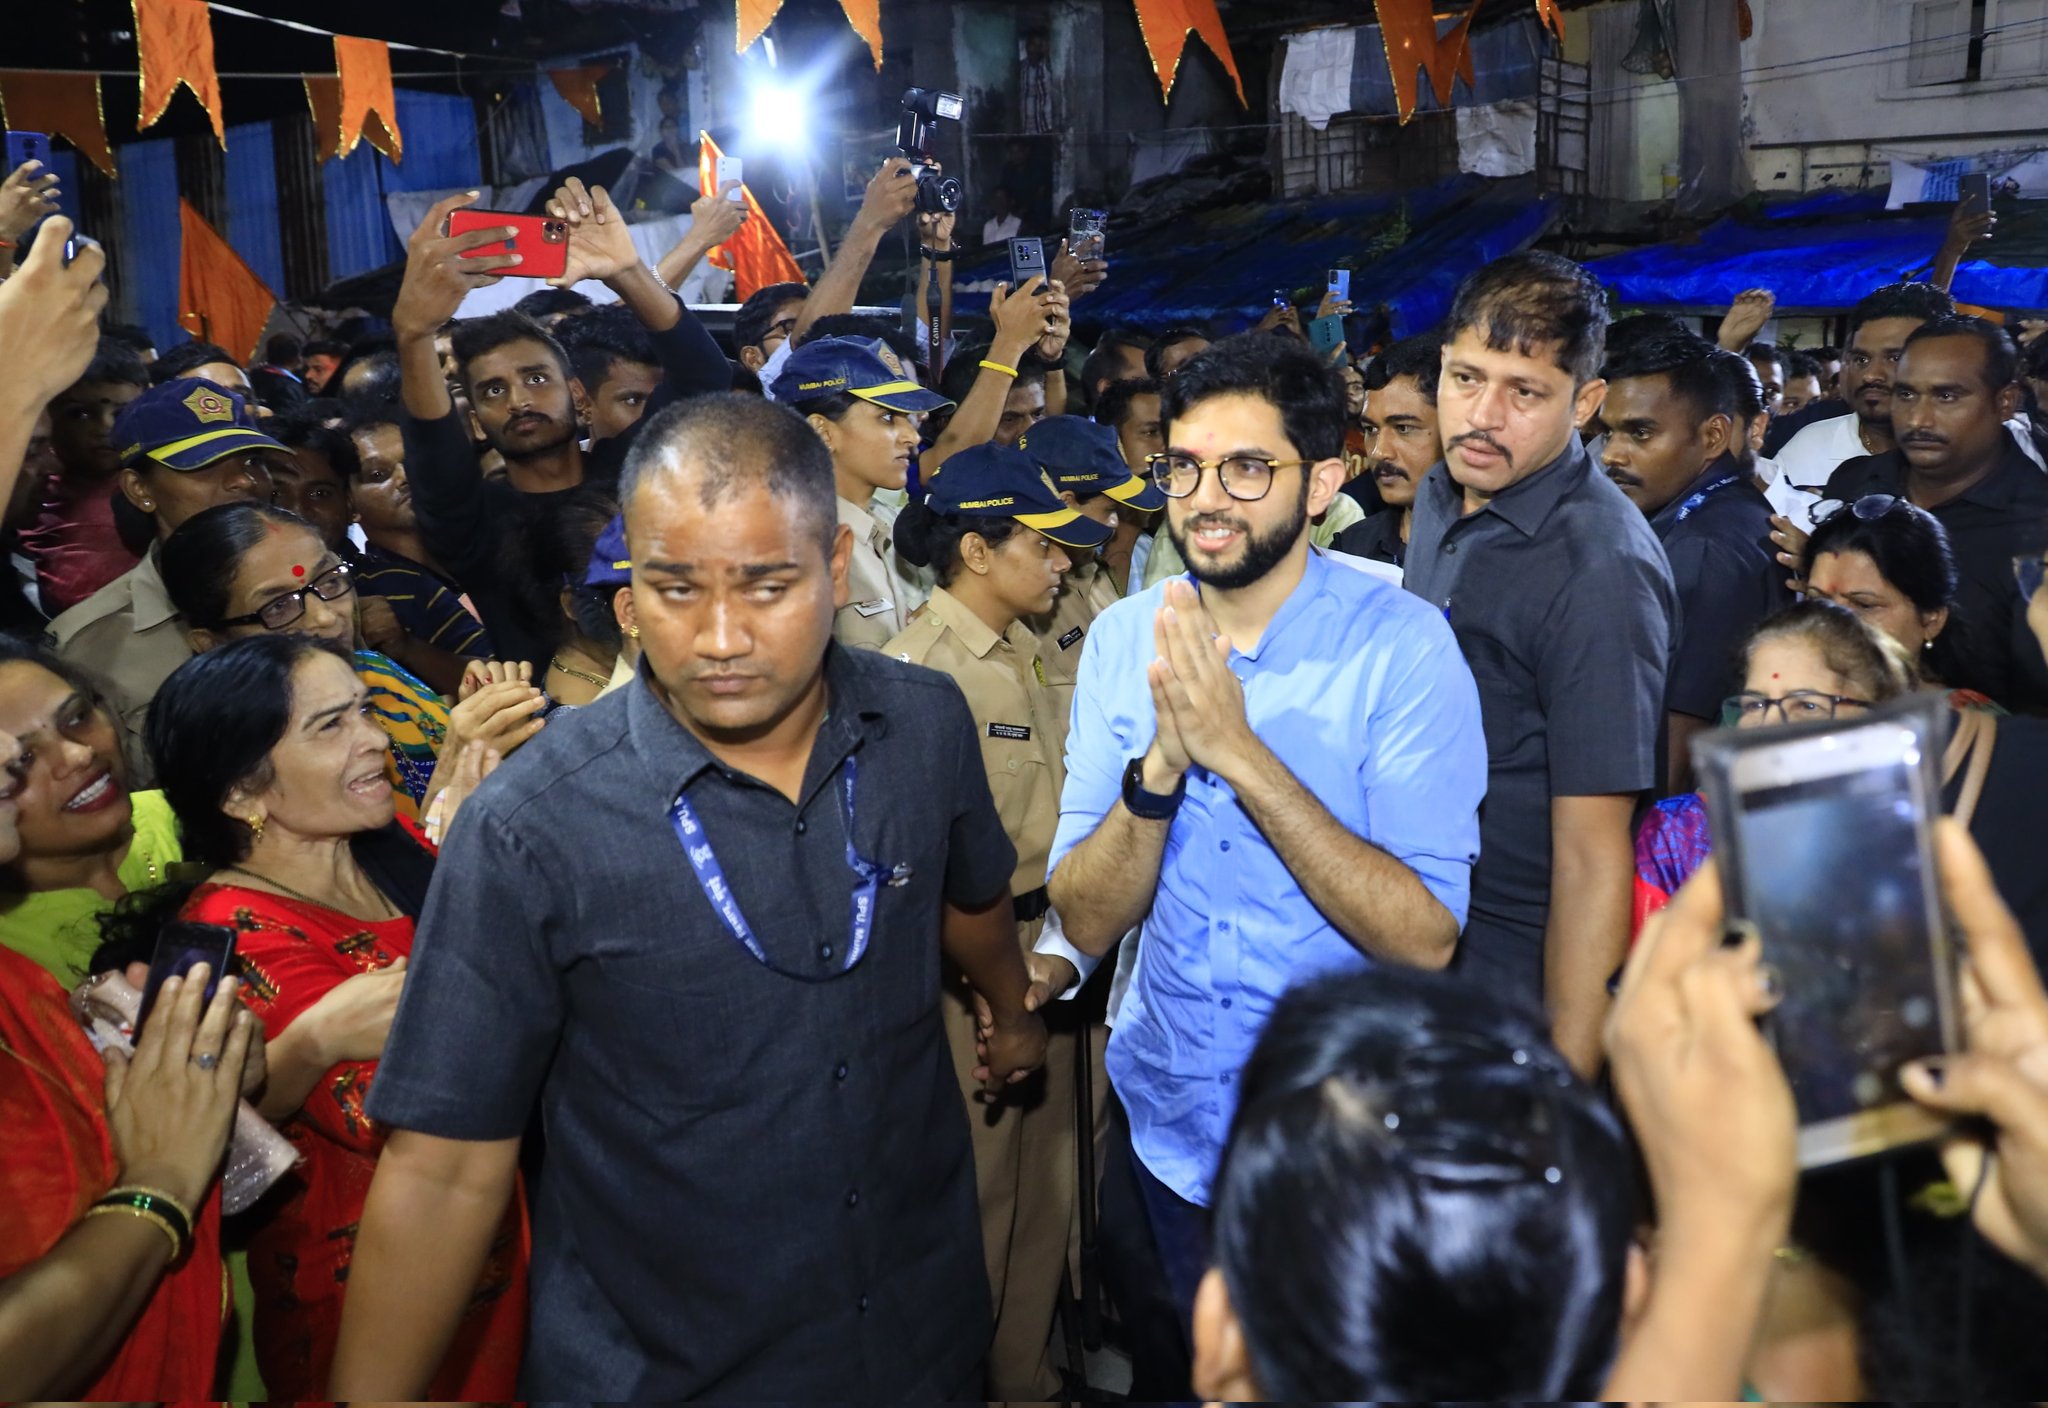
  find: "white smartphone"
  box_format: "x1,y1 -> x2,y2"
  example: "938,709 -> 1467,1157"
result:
1697,698 -> 1958,1169
716,154 -> 744,202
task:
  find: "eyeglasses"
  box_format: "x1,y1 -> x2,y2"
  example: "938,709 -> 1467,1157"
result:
220,560 -> 356,631
766,316 -> 799,340
1721,690 -> 1873,726
1810,494 -> 1908,528
1145,452 -> 1310,502
2018,553 -> 2047,604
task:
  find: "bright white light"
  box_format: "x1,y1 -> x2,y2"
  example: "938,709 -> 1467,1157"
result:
748,84 -> 809,154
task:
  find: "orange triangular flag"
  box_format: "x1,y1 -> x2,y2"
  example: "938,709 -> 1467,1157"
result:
1535,0 -> 1566,42
179,199 -> 277,364
0,71 -> 116,177
1130,0 -> 1245,105
698,131 -> 806,302
303,76 -> 342,163
1374,0 -> 1484,123
335,36 -> 401,162
134,0 -> 224,144
735,0 -> 884,70
546,65 -> 611,127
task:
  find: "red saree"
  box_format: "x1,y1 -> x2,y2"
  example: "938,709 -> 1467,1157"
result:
190,832 -> 527,1400
0,944 -> 226,1399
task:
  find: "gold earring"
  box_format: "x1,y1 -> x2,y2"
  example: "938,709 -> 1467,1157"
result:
626,626 -> 641,639
246,814 -> 266,844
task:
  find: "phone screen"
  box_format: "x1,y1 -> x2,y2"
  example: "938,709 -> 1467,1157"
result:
717,155 -> 744,202
1724,735 -> 1949,1150
1068,208 -> 1107,262
136,922 -> 237,1030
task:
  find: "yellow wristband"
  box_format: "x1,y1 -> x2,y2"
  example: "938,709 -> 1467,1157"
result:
978,359 -> 1019,378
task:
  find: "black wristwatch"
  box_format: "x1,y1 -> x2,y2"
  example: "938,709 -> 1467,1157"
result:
1122,757 -> 1187,821
921,246 -> 957,262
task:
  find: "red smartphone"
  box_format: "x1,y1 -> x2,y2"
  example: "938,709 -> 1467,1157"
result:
445,209 -> 571,281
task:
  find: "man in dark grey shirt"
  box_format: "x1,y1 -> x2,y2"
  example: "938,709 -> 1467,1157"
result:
333,393 -> 1048,1400
1404,253 -> 1676,1074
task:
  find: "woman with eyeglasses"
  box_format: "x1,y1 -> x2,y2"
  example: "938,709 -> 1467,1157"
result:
158,503 -> 545,819
93,634 -> 526,1398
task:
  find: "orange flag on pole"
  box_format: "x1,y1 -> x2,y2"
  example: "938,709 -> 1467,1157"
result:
179,199 -> 277,364
0,72 -> 116,177
698,131 -> 806,302
135,0 -> 224,143
334,36 -> 402,162
1129,0 -> 1245,105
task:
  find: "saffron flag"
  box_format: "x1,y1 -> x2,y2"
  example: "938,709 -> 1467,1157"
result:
735,0 -> 884,69
1373,0 -> 1483,123
135,0 -> 224,143
546,65 -> 612,127
335,36 -> 402,162
698,131 -> 806,302
1130,0 -> 1246,105
0,72 -> 115,177
179,199 -> 277,364
303,76 -> 343,163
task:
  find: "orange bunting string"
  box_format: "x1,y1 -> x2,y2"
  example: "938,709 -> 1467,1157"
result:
179,199 -> 277,364
0,72 -> 116,177
1373,0 -> 1485,124
303,76 -> 342,162
735,0 -> 884,69
334,36 -> 402,162
698,130 -> 806,301
546,66 -> 612,126
1129,0 -> 1246,104
134,0 -> 224,144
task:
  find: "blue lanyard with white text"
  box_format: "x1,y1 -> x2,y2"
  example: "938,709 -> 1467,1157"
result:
670,754 -> 883,976
1672,468 -> 1743,522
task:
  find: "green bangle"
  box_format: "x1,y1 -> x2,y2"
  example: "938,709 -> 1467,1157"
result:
87,1202 -> 187,1260
94,1186 -> 195,1254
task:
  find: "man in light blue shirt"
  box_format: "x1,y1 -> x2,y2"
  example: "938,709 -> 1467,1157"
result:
1044,334 -> 1487,1342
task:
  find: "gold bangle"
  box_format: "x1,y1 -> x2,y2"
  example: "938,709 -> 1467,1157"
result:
86,1202 -> 187,1259
978,358 -> 1019,378
104,1183 -> 197,1233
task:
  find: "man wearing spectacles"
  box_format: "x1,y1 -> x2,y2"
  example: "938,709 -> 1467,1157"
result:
1820,316 -> 2048,714
1404,252 -> 1678,1077
1597,329 -> 1791,791
1044,334 -> 1486,1352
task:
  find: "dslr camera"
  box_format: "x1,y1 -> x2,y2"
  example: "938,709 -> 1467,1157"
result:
896,87 -> 964,216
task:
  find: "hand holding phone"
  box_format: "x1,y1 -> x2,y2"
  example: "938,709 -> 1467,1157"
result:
1067,207 -> 1107,263
448,208 -> 571,282
716,154 -> 745,203
137,921 -> 239,1030
1008,235 -> 1047,291
395,192 -> 526,332
0,136 -> 62,246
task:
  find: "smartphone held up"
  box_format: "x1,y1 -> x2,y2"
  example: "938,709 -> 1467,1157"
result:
446,209 -> 571,281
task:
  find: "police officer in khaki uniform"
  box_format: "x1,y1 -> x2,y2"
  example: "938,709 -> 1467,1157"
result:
1013,415 -> 1168,700
772,337 -> 953,650
886,443 -> 1112,1402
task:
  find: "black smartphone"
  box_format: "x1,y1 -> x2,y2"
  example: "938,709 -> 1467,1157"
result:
136,921 -> 238,1031
1272,289 -> 1290,309
1695,698 -> 1957,1168
1960,170 -> 1992,214
4,130 -> 50,174
1008,235 -> 1046,289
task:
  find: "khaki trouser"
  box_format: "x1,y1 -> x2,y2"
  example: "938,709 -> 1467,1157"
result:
940,921 -> 1079,1403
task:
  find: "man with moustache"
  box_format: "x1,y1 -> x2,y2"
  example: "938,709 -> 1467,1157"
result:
1822,316 -> 2048,713
1048,334 -> 1486,1341
1404,252 -> 1676,1074
1331,336 -> 1442,569
1597,329 -> 1789,791
391,188 -> 731,668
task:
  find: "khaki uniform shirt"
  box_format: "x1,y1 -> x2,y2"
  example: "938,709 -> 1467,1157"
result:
886,587 -> 1067,894
1028,554 -> 1121,701
835,496 -> 914,652
48,551 -> 193,787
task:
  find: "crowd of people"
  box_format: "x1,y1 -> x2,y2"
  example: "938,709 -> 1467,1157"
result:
3,142 -> 2048,1403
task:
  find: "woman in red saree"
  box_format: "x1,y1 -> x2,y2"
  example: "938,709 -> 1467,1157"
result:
118,632 -> 525,1398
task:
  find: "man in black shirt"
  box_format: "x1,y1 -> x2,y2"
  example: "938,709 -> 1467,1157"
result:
1405,252 -> 1676,1073
333,393 -> 1048,1399
1598,328 -> 1790,790
1823,316 -> 2048,713
1333,335 -> 1441,569
392,187 -> 731,668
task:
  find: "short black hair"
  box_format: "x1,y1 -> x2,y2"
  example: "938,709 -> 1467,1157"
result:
1081,326 -> 1154,394
1212,965 -> 1633,1400
160,501 -> 318,632
561,305 -> 660,393
892,501 -> 1023,587
1363,334 -> 1442,406
1903,314 -> 2020,391
268,414 -> 361,481
1444,251 -> 1610,387
335,350 -> 401,416
1600,327 -> 1732,424
302,337 -> 347,362
449,311 -> 573,384
149,340 -> 240,385
1144,324 -> 1211,380
65,336 -> 150,392
1784,349 -> 1822,382
1160,333 -> 1347,463
263,333 -> 302,365
621,392 -> 838,558
513,287 -> 593,321
1745,340 -> 1783,369
1814,345 -> 1841,362
734,281 -> 810,352
100,322 -> 156,358
1708,346 -> 1767,423
1847,282 -> 1955,336
795,313 -> 919,373
1093,376 -> 1161,431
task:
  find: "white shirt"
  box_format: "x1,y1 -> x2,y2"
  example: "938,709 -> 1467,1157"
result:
1775,410 -> 2045,512
1753,453 -> 1822,532
982,213 -> 1022,246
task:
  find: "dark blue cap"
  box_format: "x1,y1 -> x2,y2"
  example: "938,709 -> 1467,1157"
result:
1016,415 -> 1166,511
925,443 -> 1112,550
769,336 -> 953,413
584,513 -> 631,587
112,379 -> 284,471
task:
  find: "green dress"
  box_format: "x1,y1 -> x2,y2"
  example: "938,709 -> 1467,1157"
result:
0,789 -> 182,990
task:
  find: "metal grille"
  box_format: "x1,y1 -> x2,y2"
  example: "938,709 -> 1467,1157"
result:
1537,54 -> 1590,208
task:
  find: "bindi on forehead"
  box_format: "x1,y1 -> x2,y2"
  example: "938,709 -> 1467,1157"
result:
292,565 -> 306,578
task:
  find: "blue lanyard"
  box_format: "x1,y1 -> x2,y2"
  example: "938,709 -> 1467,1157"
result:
670,755 -> 891,979
1672,468 -> 1743,522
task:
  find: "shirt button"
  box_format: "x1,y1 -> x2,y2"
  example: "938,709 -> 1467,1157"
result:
1219,840 -> 1231,852
1221,997 -> 1233,1009
796,819 -> 807,834
835,1061 -> 849,1081
1219,921 -> 1231,932
846,1188 -> 860,1208
1221,1071 -> 1234,1085
1444,541 -> 1458,554
858,1293 -> 870,1313
820,942 -> 835,960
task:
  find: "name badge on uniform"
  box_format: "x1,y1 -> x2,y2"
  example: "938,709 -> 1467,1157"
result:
853,598 -> 896,618
1058,626 -> 1085,651
988,722 -> 1032,741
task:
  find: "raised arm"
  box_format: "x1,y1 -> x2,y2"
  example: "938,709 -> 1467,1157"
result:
654,180 -> 748,292
0,216 -> 105,509
1932,192 -> 1994,293
928,277 -> 1055,468
791,157 -> 920,342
